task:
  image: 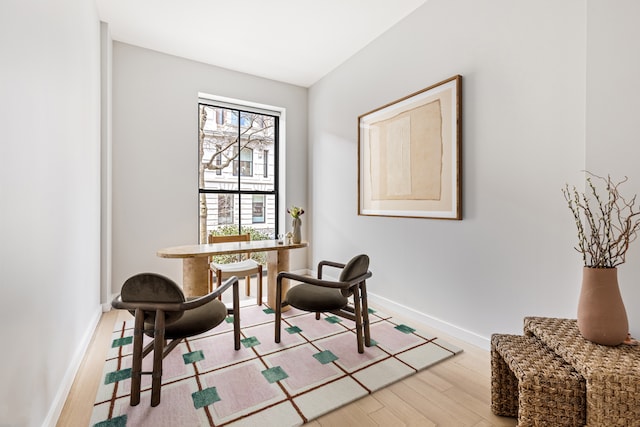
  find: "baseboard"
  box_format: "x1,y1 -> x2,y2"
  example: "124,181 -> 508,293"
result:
42,305 -> 103,427
367,292 -> 491,351
289,268 -> 311,277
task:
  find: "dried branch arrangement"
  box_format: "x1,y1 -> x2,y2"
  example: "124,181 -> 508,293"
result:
563,172 -> 640,268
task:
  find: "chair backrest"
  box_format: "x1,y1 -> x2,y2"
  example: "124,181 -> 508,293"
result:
339,254 -> 370,282
208,234 -> 251,261
339,254 -> 370,296
121,273 -> 186,324
208,233 -> 251,244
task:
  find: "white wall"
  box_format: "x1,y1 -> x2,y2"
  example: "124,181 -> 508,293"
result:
0,1 -> 102,426
309,0 -> 590,347
111,43 -> 308,295
586,0 -> 640,335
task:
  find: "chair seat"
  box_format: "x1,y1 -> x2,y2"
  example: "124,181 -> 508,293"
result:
211,258 -> 260,274
275,254 -> 372,353
144,298 -> 228,340
286,284 -> 348,312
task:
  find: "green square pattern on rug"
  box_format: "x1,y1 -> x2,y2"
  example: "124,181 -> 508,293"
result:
262,366 -> 288,383
313,350 -> 338,364
285,325 -> 302,334
104,368 -> 131,385
395,324 -> 416,334
263,308 -> 275,314
192,386 -> 221,409
324,316 -> 342,324
93,414 -> 127,427
225,315 -> 235,323
111,336 -> 132,348
183,350 -> 205,364
241,336 -> 260,348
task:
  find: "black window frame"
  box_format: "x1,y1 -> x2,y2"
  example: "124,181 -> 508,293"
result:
198,101 -> 280,238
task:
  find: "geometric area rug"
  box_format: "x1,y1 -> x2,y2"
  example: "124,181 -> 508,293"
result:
90,304 -> 462,427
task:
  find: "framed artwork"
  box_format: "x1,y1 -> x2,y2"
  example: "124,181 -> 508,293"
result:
358,75 -> 462,220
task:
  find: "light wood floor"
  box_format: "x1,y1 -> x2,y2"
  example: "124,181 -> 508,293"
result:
57,286 -> 516,427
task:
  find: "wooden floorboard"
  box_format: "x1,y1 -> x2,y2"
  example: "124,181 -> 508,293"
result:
56,297 -> 517,426
56,310 -> 119,427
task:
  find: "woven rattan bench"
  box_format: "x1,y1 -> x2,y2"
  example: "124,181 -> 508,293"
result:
491,333 -> 586,426
525,317 -> 640,426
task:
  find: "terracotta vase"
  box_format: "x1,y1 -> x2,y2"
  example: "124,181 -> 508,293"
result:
292,217 -> 301,244
577,266 -> 628,346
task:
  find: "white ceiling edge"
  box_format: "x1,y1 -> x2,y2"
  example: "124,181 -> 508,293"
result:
96,0 -> 428,87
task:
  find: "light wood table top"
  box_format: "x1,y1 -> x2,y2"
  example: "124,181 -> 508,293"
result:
157,240 -> 308,258
157,240 -> 308,309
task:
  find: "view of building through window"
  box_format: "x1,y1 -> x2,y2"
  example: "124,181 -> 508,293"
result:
198,102 -> 279,243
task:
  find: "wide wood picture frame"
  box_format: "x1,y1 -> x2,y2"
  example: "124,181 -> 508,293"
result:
358,75 -> 462,220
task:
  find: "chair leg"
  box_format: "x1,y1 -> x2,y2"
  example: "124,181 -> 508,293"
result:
360,282 -> 371,347
232,279 -> 240,350
257,265 -> 263,305
130,309 -> 145,406
352,286 -> 364,353
275,276 -> 282,343
245,275 -> 251,296
151,310 -> 166,407
163,339 -> 182,357
217,272 -> 223,301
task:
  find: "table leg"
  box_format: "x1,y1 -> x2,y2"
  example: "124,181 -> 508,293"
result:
182,257 -> 209,297
267,249 -> 290,311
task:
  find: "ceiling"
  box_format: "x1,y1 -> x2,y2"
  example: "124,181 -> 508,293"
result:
95,0 -> 427,87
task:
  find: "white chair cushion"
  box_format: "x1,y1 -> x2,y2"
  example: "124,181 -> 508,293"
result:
210,258 -> 260,274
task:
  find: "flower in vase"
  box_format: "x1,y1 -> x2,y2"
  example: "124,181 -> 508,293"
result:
287,206 -> 305,219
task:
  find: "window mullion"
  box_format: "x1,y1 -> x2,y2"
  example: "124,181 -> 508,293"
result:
236,110 -> 242,233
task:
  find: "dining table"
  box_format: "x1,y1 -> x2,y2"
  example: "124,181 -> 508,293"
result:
156,239 -> 308,309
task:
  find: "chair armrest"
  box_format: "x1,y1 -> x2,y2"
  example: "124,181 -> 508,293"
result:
277,271 -> 347,289
181,276 -> 238,310
342,270 -> 372,287
277,270 -> 371,290
111,276 -> 239,311
317,260 -> 346,279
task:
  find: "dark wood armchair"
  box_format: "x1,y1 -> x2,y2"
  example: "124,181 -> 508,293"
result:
274,254 -> 372,353
111,272 -> 240,407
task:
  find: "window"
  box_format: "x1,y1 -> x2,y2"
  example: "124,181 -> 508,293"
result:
252,195 -> 265,223
232,147 -> 253,177
215,145 -> 222,175
198,99 -> 280,242
229,111 -> 251,127
263,150 -> 269,178
218,194 -> 234,224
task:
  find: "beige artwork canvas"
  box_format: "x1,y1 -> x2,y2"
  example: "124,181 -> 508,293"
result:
358,75 -> 461,219
369,99 -> 443,201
